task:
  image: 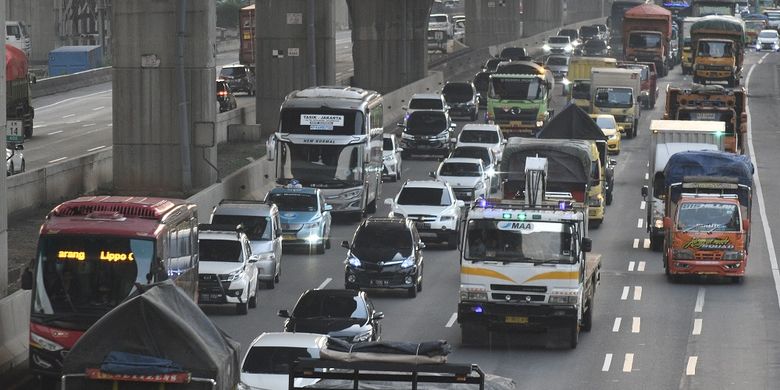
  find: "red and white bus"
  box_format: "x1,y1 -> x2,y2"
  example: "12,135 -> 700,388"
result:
21,196 -> 199,381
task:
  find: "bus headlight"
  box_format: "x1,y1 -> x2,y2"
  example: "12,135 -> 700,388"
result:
30,333 -> 64,352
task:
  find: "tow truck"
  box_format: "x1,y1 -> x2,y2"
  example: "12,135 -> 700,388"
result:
457,157 -> 601,349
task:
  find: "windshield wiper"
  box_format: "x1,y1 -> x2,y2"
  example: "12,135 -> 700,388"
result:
532,258 -> 571,266
683,223 -> 708,232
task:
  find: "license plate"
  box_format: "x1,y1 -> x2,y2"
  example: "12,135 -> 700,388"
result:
371,279 -> 390,286
6,120 -> 22,143
505,316 -> 528,324
415,222 -> 431,229
283,234 -> 297,241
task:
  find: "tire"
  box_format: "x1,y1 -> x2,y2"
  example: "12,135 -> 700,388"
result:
606,190 -> 613,206
325,238 -> 331,250
6,162 -> 12,176
589,219 -> 602,229
20,159 -> 25,173
581,301 -> 593,332
248,291 -> 257,308
650,235 -> 664,252
266,279 -> 275,289
395,170 -> 401,181
315,242 -> 325,255
24,125 -> 32,139
461,324 -> 487,346
471,112 -> 478,122
632,121 -> 638,139
236,300 -> 248,315
567,322 -> 579,349
407,285 -> 417,298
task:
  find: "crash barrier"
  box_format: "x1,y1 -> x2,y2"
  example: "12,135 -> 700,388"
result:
30,67 -> 112,99
0,290 -> 31,373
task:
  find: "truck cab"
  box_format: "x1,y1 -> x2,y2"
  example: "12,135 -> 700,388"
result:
590,68 -> 642,139
486,73 -> 552,137
690,15 -> 746,87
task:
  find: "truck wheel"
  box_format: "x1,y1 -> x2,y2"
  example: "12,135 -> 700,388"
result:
567,322 -> 579,349
650,235 -> 664,252
632,121 -> 638,138
461,324 -> 487,346
581,301 -> 593,332
606,190 -> 613,206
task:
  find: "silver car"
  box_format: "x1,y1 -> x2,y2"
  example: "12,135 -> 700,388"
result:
382,134 -> 403,182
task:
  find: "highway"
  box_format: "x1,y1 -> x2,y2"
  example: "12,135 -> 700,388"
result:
24,31 -> 354,171
199,50 -> 780,389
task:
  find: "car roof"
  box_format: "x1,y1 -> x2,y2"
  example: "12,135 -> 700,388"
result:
402,179 -> 450,189
441,157 -> 484,165
462,124 -> 500,132
199,230 -> 244,241
249,332 -> 328,349
268,187 -> 319,196
213,202 -> 275,217
410,93 -> 442,100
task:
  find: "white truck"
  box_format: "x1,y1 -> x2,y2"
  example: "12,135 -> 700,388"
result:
641,120 -> 725,251
590,68 -> 642,139
458,157 -> 601,349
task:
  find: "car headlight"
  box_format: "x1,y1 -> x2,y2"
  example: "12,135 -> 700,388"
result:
543,44 -> 551,51
222,268 -> 244,282
564,45 -> 573,52
673,249 -> 694,260
723,250 -> 745,261
347,256 -> 362,268
432,132 -> 449,141
440,215 -> 455,222
536,120 -> 544,127
342,189 -> 362,199
548,288 -> 579,305
30,333 -> 64,352
401,256 -> 416,269
389,211 -> 405,219
608,133 -> 617,140
302,220 -> 322,229
460,284 -> 488,301
352,330 -> 373,343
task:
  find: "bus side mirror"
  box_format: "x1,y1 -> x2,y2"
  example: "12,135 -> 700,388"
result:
743,218 -> 750,231
663,217 -> 672,229
581,238 -> 592,253
641,185 -> 649,198
21,267 -> 32,290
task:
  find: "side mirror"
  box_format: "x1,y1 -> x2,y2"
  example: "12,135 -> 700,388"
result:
743,218 -> 750,231
455,200 -> 465,208
450,123 -> 457,129
429,171 -> 437,178
341,240 -> 350,249
609,159 -> 617,166
15,144 -> 24,151
581,237 -> 592,253
663,216 -> 672,229
21,267 -> 32,290
374,311 -> 385,320
277,309 -> 290,318
248,255 -> 260,263
384,198 -> 394,206
641,185 -> 649,198
418,241 -> 427,249
396,147 -> 404,152
323,204 -> 333,211
402,106 -> 408,111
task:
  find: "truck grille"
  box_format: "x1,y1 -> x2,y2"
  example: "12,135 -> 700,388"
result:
407,214 -> 437,222
491,293 -> 545,302
494,108 -> 537,122
695,251 -> 723,261
491,284 -> 548,293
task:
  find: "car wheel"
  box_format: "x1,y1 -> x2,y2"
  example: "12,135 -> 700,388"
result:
20,159 -> 25,173
236,300 -> 248,315
7,162 -> 13,176
407,285 -> 417,298
315,242 -> 326,255
325,237 -> 331,250
248,291 -> 257,308
266,279 -> 275,289
731,276 -> 743,284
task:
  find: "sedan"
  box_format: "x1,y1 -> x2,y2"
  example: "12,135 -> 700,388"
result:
6,144 -> 24,176
278,289 -> 384,343
756,29 -> 780,51
239,332 -> 328,390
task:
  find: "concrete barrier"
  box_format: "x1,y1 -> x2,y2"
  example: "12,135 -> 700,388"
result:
0,290 -> 31,373
30,67 -> 113,99
216,39 -> 239,54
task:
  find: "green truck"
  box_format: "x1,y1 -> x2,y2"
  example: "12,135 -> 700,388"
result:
486,61 -> 553,137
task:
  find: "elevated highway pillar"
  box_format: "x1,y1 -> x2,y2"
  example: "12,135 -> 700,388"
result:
464,0 -> 524,49
1,2 -> 7,296
112,0 -> 217,195
522,0 -> 563,38
347,0 -> 433,94
254,0 -> 335,138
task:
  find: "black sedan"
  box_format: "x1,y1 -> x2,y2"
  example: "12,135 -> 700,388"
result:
579,39 -> 610,57
278,289 -> 383,343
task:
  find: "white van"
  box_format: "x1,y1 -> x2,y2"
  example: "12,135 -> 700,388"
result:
6,21 -> 31,58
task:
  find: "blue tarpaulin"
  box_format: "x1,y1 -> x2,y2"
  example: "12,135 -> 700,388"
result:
663,150 -> 753,189
100,351 -> 184,376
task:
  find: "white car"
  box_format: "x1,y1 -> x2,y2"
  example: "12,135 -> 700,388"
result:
197,224 -> 259,315
238,332 -> 328,390
385,180 -> 464,249
756,29 -> 780,52
456,124 -> 505,162
428,13 -> 454,38
382,134 -> 403,181
543,35 -> 574,55
433,157 -> 489,206
449,145 -> 498,192
6,144 -> 24,176
403,93 -> 448,119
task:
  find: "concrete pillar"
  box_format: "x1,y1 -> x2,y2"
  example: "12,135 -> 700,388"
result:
347,0 -> 433,94
112,0 -> 217,196
522,0 -> 563,37
0,0 -> 8,297
254,0 -> 335,139
7,0 -> 56,66
465,0 -> 524,49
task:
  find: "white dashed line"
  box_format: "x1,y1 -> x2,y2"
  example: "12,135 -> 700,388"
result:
632,317 -> 640,333
602,353 -> 613,372
644,172 -> 649,180
694,288 -> 705,313
637,218 -> 643,229
612,317 -> 622,332
643,239 -> 650,249
621,286 -> 630,300
637,261 -> 646,272
317,278 -> 332,290
633,286 -> 642,301
62,114 -> 75,118
92,106 -> 105,111
33,124 -> 47,129
47,130 -> 63,136
633,238 -> 640,249
628,261 -> 635,272
623,353 -> 634,372
686,356 -> 698,375
640,200 -> 646,210
87,145 -> 105,152
82,123 -> 96,127
692,318 -> 702,335
48,157 -> 67,163
445,313 -> 458,328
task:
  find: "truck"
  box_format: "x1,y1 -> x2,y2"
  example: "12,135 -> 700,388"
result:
690,15 -> 746,87
623,3 -> 673,77
641,120 -> 725,251
618,61 -> 659,109
590,67 -> 642,139
6,44 -> 34,140
659,150 -> 753,283
691,0 -> 738,16
239,4 -> 255,67
486,68 -> 553,137
567,56 -> 617,112
680,17 -> 704,75
458,156 -> 600,349
608,0 -> 649,58
664,84 -> 747,154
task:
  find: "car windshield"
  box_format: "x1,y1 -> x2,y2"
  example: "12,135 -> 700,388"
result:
383,137 -> 394,151
489,77 -> 544,100
629,33 -> 662,49
353,223 -> 413,259
559,30 -> 577,40
678,203 -> 740,232
759,30 -> 778,38
6,25 -> 19,37
500,47 -> 527,59
460,130 -> 499,144
211,215 -> 271,241
546,57 -> 568,66
443,83 -> 474,103
594,88 -> 633,109
242,346 -> 316,375
439,162 -> 482,177
293,293 -> 368,319
199,239 -> 243,263
220,67 -> 246,78
409,98 -> 443,110
429,15 -> 447,23
406,112 -> 448,135
584,40 -> 606,49
580,26 -> 598,38
451,147 -> 490,165
572,81 -> 590,99
267,193 -> 318,212
465,220 -> 576,263
397,187 -> 451,206
549,36 -> 569,44
698,41 -> 733,58
595,116 -> 617,129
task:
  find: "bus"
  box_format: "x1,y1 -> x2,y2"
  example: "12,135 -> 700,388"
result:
21,196 -> 199,382
273,86 -> 384,216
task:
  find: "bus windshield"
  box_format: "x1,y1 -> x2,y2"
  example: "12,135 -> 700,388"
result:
465,220 -> 576,263
280,108 -> 365,136
277,142 -> 364,188
33,236 -> 155,316
489,77 -> 545,100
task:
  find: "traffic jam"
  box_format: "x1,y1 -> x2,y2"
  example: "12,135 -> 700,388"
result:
15,1 -> 776,389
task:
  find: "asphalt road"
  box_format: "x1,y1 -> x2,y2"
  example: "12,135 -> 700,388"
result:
203,50 -> 780,389
23,31 -> 354,171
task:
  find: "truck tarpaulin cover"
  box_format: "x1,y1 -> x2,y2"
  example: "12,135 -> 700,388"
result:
500,138 -> 592,183
536,103 -> 607,141
320,337 -> 450,364
625,3 -> 672,19
62,280 -> 241,390
307,374 -> 516,390
664,150 -> 753,188
6,44 -> 27,81
691,16 -> 746,35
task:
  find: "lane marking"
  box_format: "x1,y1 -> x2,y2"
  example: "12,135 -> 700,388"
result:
612,317 -> 622,332
637,218 -> 643,229
621,286 -> 630,300
686,356 -> 698,376
82,123 -> 96,127
692,318 -> 702,335
623,353 -> 634,373
602,353 -> 613,372
36,88 -> 112,111
640,200 -> 646,210
317,278 -> 332,289
46,130 -> 63,136
92,106 -> 105,111
33,124 -> 47,129
633,286 -> 642,301
87,145 -> 105,152
744,60 -> 780,314
62,114 -> 75,118
445,313 -> 458,328
637,261 -> 646,272
633,238 -> 640,249
628,261 -> 636,272
48,157 -> 67,163
643,239 -> 651,249
694,288 -> 705,313
632,317 -> 640,333
644,172 -> 649,180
